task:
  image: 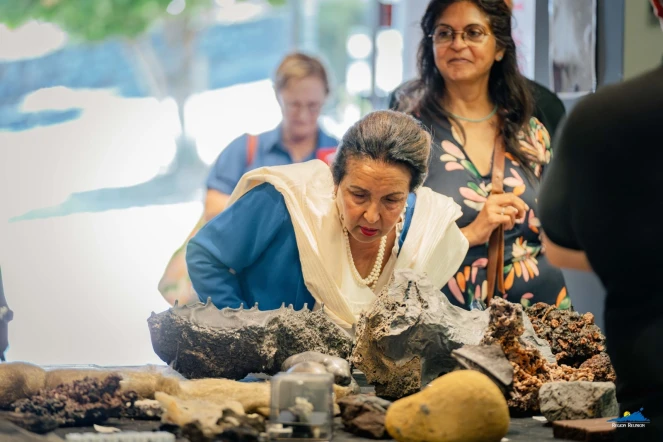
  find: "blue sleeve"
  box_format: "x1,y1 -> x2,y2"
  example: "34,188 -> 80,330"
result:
186,183 -> 288,308
206,134 -> 249,195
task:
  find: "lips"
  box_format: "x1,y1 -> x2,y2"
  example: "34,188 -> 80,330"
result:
360,227 -> 379,237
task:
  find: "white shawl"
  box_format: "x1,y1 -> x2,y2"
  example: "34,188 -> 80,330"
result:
227,160 -> 468,330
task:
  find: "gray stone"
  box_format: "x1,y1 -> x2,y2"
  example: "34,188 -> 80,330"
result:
539,381 -> 618,422
285,361 -> 328,376
282,352 -> 352,386
351,269 -> 554,399
148,301 -> 353,380
451,344 -> 514,393
521,311 -> 557,364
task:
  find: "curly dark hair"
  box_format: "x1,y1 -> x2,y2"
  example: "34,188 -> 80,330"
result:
412,0 -> 538,181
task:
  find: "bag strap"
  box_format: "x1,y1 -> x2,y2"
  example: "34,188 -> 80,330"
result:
245,134 -> 258,168
485,137 -> 506,305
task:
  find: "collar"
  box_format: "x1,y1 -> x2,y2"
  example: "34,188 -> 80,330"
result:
266,124 -> 337,155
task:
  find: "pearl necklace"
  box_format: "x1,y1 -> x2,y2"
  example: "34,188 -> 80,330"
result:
343,228 -> 387,290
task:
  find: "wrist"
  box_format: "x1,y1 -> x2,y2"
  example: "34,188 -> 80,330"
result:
460,225 -> 482,247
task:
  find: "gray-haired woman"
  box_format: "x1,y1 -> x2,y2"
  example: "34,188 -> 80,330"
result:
186,110 -> 468,331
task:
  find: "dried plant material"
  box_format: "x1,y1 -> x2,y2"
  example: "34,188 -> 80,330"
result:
10,375 -> 135,432
526,303 -> 608,367
0,365 -> 186,412
579,352 -> 617,383
120,399 -> 163,420
176,378 -> 271,416
0,362 -> 46,408
44,370 -> 115,391
156,392 -> 265,442
119,371 -> 182,399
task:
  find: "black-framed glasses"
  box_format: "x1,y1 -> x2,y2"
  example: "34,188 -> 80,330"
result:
429,24 -> 491,46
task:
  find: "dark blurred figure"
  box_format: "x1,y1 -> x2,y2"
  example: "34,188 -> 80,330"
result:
0,267 -> 12,361
539,2 -> 663,440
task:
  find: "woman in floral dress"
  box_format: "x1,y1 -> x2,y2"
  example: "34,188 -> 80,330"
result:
397,0 -> 569,310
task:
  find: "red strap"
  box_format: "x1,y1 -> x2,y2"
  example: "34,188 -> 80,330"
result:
246,134 -> 258,168
316,146 -> 337,165
652,0 -> 663,19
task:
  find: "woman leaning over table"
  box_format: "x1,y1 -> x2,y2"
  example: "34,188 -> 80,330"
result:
185,110 -> 468,331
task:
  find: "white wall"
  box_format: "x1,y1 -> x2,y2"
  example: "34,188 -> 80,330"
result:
393,0 -> 429,82
624,0 -> 663,79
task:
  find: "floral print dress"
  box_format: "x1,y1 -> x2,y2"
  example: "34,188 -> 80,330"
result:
419,116 -> 570,310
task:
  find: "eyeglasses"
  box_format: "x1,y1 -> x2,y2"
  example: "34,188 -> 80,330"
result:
429,25 -> 491,46
282,101 -> 323,115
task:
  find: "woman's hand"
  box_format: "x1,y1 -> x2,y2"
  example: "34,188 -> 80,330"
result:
461,193 -> 528,247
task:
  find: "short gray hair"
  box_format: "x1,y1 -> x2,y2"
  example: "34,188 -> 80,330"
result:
274,52 -> 330,94
331,110 -> 431,192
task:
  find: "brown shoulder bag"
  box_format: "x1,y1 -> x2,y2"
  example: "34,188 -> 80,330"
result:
485,138 -> 506,305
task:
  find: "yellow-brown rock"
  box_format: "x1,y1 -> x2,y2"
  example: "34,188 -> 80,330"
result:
0,362 -> 46,407
385,370 -> 509,442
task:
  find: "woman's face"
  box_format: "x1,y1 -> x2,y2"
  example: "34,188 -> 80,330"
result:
336,158 -> 411,245
432,2 -> 504,85
277,76 -> 327,141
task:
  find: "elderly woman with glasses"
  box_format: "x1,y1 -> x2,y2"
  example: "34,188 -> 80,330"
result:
398,0 -> 569,310
186,111 -> 468,331
204,52 -> 338,221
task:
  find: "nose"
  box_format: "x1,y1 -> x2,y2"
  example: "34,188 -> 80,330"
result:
293,106 -> 308,120
449,33 -> 467,50
364,203 -> 380,225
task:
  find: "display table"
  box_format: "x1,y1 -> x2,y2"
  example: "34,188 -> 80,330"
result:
50,416 -> 571,442
6,367 -> 577,441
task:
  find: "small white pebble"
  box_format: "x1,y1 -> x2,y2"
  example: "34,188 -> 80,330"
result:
532,416 -> 548,422
501,438 -> 510,442
94,424 -> 120,433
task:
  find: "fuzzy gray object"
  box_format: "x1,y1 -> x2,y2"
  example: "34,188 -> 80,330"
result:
148,300 -> 353,380
352,269 -> 555,399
